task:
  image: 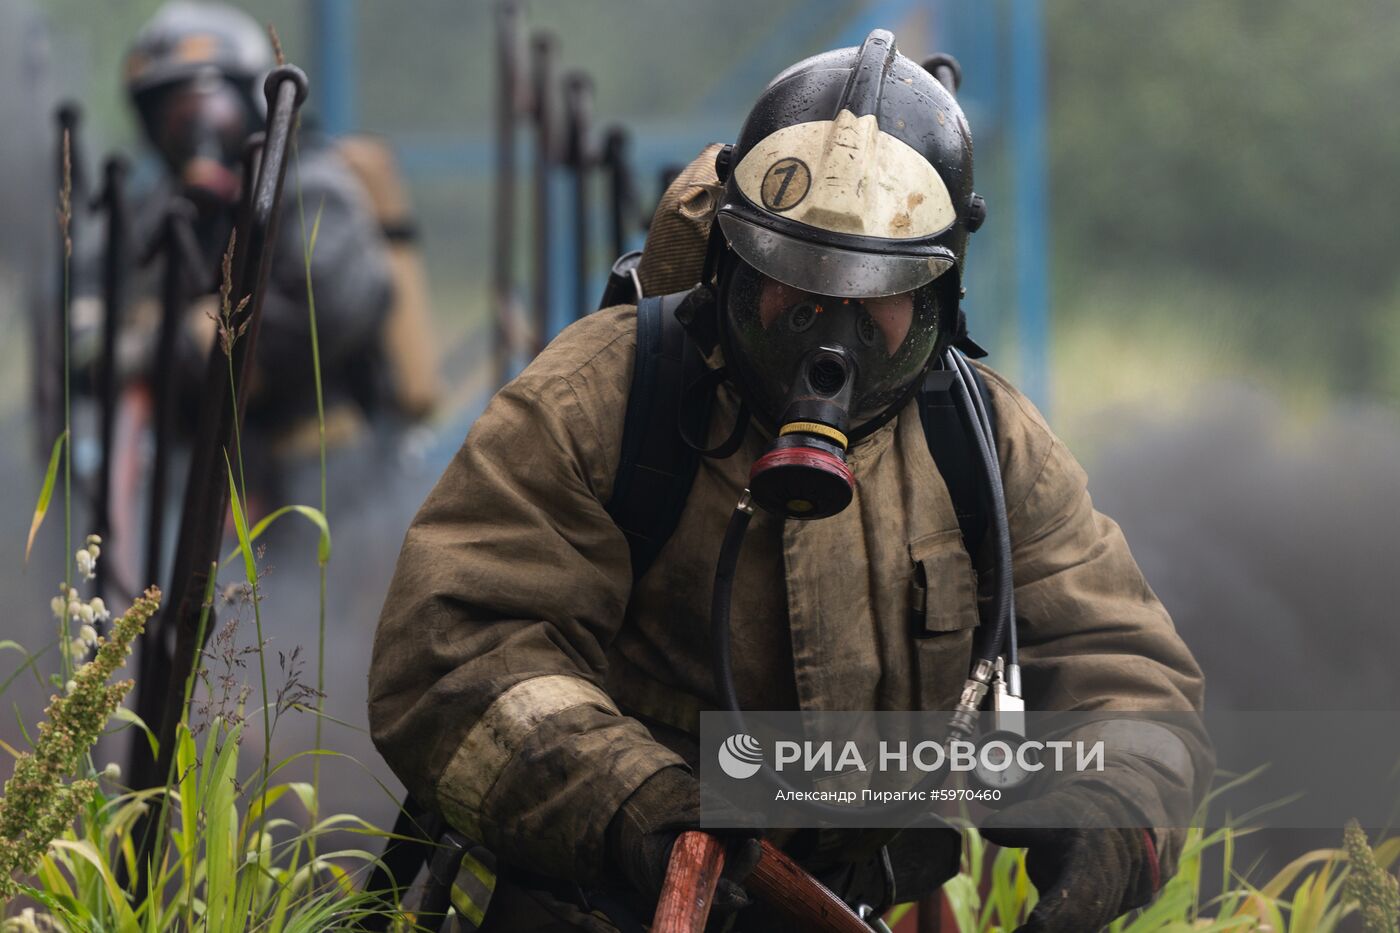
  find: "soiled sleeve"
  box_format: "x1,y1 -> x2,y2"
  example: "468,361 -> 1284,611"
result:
368,307 -> 686,882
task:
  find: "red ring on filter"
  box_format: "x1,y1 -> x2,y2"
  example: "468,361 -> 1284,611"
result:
748,446 -> 855,519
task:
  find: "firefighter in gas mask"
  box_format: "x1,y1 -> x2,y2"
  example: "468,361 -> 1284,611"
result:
123,1 -> 395,453
371,29 -> 1210,932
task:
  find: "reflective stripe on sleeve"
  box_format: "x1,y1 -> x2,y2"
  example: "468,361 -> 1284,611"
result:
436,673 -> 620,838
448,849 -> 498,929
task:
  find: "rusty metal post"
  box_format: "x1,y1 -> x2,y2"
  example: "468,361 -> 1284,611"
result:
139,203 -> 200,592
128,195 -> 202,756
92,155 -> 129,617
529,32 -> 556,354
156,64 -> 308,763
562,70 -> 593,322
600,124 -> 634,261
128,68 -> 309,875
492,0 -> 524,385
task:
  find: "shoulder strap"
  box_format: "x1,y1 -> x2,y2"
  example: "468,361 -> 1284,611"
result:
918,361 -> 998,573
607,292 -> 712,581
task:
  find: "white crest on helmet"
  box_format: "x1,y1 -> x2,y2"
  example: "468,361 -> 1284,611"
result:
734,109 -> 956,240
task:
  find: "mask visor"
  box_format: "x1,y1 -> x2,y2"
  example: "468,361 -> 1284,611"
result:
718,212 -> 954,299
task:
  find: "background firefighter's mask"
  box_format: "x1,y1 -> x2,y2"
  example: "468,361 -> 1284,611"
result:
136,73 -> 253,204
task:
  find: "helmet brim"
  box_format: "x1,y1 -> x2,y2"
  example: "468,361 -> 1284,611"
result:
127,61 -> 233,96
718,212 -> 954,300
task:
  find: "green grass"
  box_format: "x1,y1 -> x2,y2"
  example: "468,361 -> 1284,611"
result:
883,822 -> 1400,932
13,715 -> 401,931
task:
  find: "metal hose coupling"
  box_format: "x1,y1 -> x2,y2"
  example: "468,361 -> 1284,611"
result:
948,658 -> 996,739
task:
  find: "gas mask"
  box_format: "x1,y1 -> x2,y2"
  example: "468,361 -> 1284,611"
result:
137,72 -> 253,207
719,255 -> 945,519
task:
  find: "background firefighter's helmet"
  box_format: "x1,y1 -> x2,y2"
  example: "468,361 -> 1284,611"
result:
714,28 -> 982,434
124,2 -> 272,181
124,2 -> 273,99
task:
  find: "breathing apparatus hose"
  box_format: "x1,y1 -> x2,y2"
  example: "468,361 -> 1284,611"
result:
711,491 -> 755,715
945,349 -> 1019,676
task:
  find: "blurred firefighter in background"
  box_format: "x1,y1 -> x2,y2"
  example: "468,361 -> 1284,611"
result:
119,1 -> 438,493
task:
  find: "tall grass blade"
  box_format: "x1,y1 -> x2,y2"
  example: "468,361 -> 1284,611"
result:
225,453 -> 257,583
296,165 -> 332,854
220,504 -> 332,568
25,431 -> 67,562
49,838 -> 140,932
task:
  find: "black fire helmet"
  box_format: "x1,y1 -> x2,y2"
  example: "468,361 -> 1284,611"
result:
710,29 -> 984,435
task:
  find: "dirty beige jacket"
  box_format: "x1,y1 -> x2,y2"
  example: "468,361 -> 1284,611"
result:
369,304 -> 1209,886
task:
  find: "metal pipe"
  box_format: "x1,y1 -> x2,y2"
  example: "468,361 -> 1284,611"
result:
129,63 -> 310,843
309,0 -> 356,136
493,0 -> 523,384
563,71 -> 593,322
601,124 -> 633,261
136,198 -> 200,636
128,197 -> 201,756
529,32 -> 556,353
921,53 -> 962,96
1008,0 -> 1050,411
129,133 -> 260,776
92,156 -> 129,618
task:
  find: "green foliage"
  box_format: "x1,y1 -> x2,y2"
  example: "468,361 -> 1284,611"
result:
882,821 -> 1400,932
0,513 -> 398,930
1343,821 -> 1400,933
1047,0 -> 1400,398
0,590 -> 159,900
24,434 -> 66,564
219,506 -> 332,570
8,716 -> 400,931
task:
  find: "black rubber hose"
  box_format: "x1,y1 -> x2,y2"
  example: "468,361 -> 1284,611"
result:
950,350 -> 1019,668
946,349 -> 1017,668
948,349 -> 1014,664
711,496 -> 754,715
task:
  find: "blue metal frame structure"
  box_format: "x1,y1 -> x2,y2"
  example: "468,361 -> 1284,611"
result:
1008,0 -> 1050,410
310,0 -> 357,136
305,0 -> 1050,412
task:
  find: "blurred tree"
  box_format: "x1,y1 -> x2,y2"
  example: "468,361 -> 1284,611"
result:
33,0 -> 1400,400
1048,0 -> 1400,396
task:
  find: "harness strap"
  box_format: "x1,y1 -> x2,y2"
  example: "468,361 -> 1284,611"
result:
919,361 -> 999,582
606,292 -> 713,580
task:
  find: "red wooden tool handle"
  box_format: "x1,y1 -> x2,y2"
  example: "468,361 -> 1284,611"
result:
651,831 -> 727,933
651,833 -> 873,933
749,839 -> 874,933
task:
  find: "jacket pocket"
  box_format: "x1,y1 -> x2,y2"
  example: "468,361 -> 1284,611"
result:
908,529 -> 981,636
908,530 -> 981,710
